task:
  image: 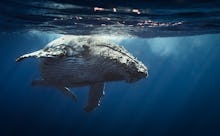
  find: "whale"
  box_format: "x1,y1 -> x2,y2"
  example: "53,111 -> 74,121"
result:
16,35 -> 148,111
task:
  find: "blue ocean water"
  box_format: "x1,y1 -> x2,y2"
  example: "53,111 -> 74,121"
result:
1,32 -> 220,136
1,1 -> 220,136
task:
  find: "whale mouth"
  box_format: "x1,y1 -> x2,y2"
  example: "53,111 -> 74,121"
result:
126,72 -> 147,83
126,76 -> 143,83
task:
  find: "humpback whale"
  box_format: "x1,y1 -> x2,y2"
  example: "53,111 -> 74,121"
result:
16,35 -> 148,112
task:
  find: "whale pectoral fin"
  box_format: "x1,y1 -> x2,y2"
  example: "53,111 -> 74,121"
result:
32,80 -> 77,102
58,87 -> 77,102
84,82 -> 105,112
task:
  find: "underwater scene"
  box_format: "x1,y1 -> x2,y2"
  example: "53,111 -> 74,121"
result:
1,0 -> 220,136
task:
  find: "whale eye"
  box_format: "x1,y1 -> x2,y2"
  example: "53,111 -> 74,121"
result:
63,46 -> 74,56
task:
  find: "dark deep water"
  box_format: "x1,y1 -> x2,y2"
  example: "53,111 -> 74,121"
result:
1,1 -> 220,136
